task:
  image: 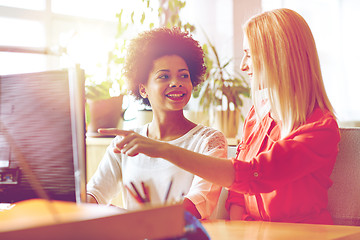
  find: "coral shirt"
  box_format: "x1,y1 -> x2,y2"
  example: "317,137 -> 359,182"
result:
226,106 -> 340,224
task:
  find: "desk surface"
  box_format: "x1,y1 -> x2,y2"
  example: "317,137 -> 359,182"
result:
201,220 -> 360,240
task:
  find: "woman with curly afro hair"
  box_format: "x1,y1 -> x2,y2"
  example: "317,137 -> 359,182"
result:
87,27 -> 228,219
123,27 -> 206,107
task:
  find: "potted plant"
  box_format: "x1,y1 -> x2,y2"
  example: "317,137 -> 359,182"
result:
85,75 -> 126,136
193,36 -> 250,138
84,9 -> 131,136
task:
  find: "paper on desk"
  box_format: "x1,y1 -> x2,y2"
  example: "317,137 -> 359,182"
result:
0,198 -> 125,232
0,198 -> 185,240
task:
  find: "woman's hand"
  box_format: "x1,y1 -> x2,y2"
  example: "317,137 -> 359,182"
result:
98,128 -> 167,158
98,128 -> 235,188
87,193 -> 98,204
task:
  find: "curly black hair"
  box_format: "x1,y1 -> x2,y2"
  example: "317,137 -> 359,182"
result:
123,27 -> 206,107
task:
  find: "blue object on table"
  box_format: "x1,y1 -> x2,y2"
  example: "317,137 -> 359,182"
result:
155,211 -> 210,240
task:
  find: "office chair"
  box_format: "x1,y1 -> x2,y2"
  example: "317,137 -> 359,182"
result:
328,127 -> 360,226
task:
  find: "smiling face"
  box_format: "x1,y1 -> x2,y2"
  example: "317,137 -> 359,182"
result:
139,55 -> 192,113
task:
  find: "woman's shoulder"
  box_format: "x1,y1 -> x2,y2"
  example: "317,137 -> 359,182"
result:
293,107 -> 339,139
190,124 -> 227,140
191,124 -> 227,145
306,107 -> 338,129
183,124 -> 228,155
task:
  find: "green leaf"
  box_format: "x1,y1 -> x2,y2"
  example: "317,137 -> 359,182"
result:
140,12 -> 145,24
131,12 -> 135,24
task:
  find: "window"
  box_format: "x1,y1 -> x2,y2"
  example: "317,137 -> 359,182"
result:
0,1 -> 114,76
0,0 -> 233,93
0,16 -> 48,74
0,0 -> 235,129
262,0 -> 360,123
0,0 -> 154,76
0,0 -> 45,10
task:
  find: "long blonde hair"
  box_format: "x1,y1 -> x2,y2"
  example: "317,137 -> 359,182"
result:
243,8 -> 335,138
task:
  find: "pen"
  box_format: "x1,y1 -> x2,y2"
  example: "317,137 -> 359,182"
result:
125,185 -> 144,204
164,178 -> 173,204
130,181 -> 145,203
141,181 -> 150,203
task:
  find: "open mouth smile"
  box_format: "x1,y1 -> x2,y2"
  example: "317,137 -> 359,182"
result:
166,93 -> 185,97
165,91 -> 186,100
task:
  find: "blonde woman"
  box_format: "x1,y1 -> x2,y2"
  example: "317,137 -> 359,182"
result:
100,9 -> 340,224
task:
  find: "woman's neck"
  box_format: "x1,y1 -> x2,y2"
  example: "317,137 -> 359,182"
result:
147,110 -> 197,141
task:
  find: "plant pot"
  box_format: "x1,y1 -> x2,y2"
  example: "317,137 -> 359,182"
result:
86,95 -> 124,136
213,109 -> 241,139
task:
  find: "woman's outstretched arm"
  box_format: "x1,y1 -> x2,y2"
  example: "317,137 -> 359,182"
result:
98,128 -> 235,188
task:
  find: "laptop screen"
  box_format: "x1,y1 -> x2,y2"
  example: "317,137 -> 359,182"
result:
0,67 -> 87,204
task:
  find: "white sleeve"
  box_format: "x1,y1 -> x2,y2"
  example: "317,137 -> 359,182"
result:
185,129 -> 228,219
87,140 -> 122,205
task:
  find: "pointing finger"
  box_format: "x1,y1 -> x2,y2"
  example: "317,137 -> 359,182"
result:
98,128 -> 132,136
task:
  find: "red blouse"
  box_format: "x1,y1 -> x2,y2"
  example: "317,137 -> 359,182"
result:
226,106 -> 340,224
